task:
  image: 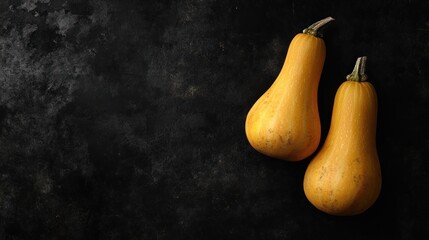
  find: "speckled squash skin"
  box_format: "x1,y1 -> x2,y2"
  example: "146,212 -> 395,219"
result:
245,33 -> 325,161
303,75 -> 382,216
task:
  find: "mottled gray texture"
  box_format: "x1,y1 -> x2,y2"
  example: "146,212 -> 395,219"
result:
0,0 -> 428,239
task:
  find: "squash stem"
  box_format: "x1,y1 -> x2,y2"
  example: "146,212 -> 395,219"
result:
347,56 -> 368,82
303,17 -> 335,38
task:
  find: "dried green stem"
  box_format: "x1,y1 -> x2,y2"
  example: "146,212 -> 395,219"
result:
347,56 -> 368,82
303,17 -> 335,38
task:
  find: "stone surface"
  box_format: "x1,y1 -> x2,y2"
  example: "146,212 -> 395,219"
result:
0,0 -> 428,239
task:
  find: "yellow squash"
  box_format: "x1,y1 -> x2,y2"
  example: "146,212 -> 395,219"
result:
245,17 -> 334,161
303,57 -> 382,216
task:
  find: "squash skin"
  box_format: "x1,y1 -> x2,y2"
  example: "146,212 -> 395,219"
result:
303,80 -> 382,216
245,33 -> 325,161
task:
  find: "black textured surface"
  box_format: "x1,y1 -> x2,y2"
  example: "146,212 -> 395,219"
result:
1,0 -> 428,239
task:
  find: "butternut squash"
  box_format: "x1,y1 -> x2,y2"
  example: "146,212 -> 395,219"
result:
303,57 -> 382,216
245,17 -> 334,161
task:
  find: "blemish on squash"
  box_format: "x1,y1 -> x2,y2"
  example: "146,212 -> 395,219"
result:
319,166 -> 326,180
319,166 -> 327,180
331,199 -> 338,210
287,130 -> 293,145
353,174 -> 364,186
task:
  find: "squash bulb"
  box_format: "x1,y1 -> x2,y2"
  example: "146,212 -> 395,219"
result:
303,57 -> 382,216
245,17 -> 333,161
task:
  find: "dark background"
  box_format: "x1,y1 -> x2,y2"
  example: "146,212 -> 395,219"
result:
0,0 -> 428,239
